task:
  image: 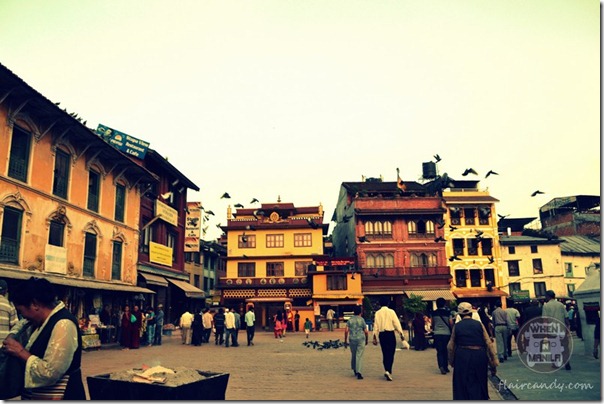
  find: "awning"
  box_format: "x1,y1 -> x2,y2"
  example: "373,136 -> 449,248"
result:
453,289 -> 508,299
167,278 -> 205,299
139,272 -> 168,287
0,267 -> 154,294
403,289 -> 456,301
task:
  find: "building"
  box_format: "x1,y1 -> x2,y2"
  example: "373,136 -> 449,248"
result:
442,179 -> 506,306
185,238 -> 226,307
539,195 -> 600,237
498,235 -> 565,304
558,235 -> 601,296
331,176 -> 453,314
217,200 -> 327,330
0,63 -> 157,322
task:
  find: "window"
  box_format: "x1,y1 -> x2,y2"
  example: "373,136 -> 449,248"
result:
407,221 -> 416,235
0,207 -> 22,263
266,262 -> 284,277
567,284 -> 575,297
452,239 -> 465,256
111,241 -> 122,280
87,170 -> 100,212
327,274 -> 347,290
408,220 -> 435,236
167,233 -> 177,263
455,270 -> 467,288
366,253 -> 394,268
564,262 -> 573,277
449,207 -> 461,225
484,268 -> 496,287
470,269 -> 482,287
48,220 -> 65,247
467,238 -> 479,256
194,274 -> 200,289
534,282 -> 547,298
463,208 -> 475,225
410,253 -> 437,267
365,220 -> 392,238
530,245 -> 538,253
114,184 -> 126,222
52,149 -> 71,199
508,246 -> 516,254
294,233 -> 312,247
239,234 -> 256,248
478,206 -> 491,225
507,260 -> 520,277
83,232 -> 97,277
266,234 -> 284,248
532,258 -> 543,275
295,261 -> 312,276
509,282 -> 521,294
237,262 -> 255,277
480,238 -> 493,256
140,218 -> 152,253
8,126 -> 31,182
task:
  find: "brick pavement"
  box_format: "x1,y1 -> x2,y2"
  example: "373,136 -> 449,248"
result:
80,329 -> 503,400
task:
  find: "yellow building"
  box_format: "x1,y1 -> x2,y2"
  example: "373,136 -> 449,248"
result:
443,181 -> 507,307
0,63 -> 156,321
218,200 -> 329,330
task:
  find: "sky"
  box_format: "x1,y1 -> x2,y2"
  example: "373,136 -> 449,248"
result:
1,1 -> 600,240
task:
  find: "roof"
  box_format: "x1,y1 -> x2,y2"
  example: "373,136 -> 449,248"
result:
442,195 -> 500,204
499,235 -> 562,245
498,217 -> 538,232
540,195 -> 600,214
342,181 -> 428,195
559,236 -> 601,255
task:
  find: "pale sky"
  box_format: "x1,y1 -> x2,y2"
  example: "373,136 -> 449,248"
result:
1,1 -> 600,240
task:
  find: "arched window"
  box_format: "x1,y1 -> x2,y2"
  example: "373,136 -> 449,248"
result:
425,220 -> 435,235
383,221 -> 392,236
385,253 -> 394,268
375,254 -> 385,268
365,221 -> 374,236
407,221 -> 417,235
366,254 -> 375,268
374,221 -> 383,235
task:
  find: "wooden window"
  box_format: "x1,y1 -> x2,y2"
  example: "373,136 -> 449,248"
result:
534,282 -> 547,298
8,126 -> 31,182
564,262 -> 573,277
294,233 -> 312,247
467,238 -> 479,256
267,262 -> 284,277
295,261 -> 311,276
48,220 -> 65,247
87,170 -> 100,212
470,269 -> 482,287
507,260 -> 520,277
327,274 -> 347,291
237,263 -> 255,277
532,258 -> 543,275
0,207 -> 22,264
464,208 -> 475,225
239,234 -> 256,248
484,268 -> 495,287
52,149 -> 71,199
455,269 -> 467,288
509,282 -> 521,294
530,245 -> 538,253
266,234 -> 284,248
114,184 -> 126,222
83,232 -> 97,277
478,206 -> 491,225
168,232 -> 177,263
453,239 -> 465,256
366,255 -> 375,268
450,207 -> 461,225
508,246 -> 516,254
480,238 -> 493,256
111,241 -> 122,280
407,221 -> 417,235
365,221 -> 374,235
384,253 -> 394,268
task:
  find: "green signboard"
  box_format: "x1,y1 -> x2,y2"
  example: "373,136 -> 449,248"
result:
511,290 -> 530,302
96,124 -> 150,159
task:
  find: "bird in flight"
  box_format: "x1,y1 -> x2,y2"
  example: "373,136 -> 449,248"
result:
475,229 -> 484,238
434,236 -> 445,242
449,225 -> 458,232
221,192 -> 231,199
250,198 -> 260,204
358,236 -> 370,243
435,218 -> 446,229
462,168 -> 478,176
433,154 -> 442,163
234,203 -> 244,208
531,190 -> 545,197
206,210 -> 215,216
488,256 -> 495,264
497,213 -> 509,220
215,223 -> 222,228
449,255 -> 462,262
485,170 -> 499,178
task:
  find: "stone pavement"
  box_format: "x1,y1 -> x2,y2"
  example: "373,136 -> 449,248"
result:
490,336 -> 601,401
79,329 -> 503,401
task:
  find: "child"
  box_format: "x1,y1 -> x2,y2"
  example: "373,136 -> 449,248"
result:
304,318 -> 313,339
274,316 -> 283,339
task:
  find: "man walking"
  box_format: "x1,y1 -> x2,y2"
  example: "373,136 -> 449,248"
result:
180,309 -> 194,345
431,297 -> 453,374
213,308 -> 226,345
224,308 -> 236,347
542,290 -> 571,370
0,279 -> 18,341
491,301 -> 508,362
244,306 -> 256,346
372,296 -> 406,381
154,304 -> 164,346
326,307 -> 336,331
202,308 -> 213,343
232,308 -> 241,347
505,302 -> 521,357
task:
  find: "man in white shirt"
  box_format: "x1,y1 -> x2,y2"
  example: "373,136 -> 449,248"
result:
326,308 -> 336,331
372,296 -> 406,381
179,310 -> 194,345
224,308 -> 236,347
202,308 -> 213,343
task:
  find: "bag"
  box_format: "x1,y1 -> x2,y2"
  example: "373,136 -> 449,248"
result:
0,322 -> 32,400
130,314 -> 136,323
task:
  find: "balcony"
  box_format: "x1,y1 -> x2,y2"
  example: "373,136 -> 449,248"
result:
360,266 -> 450,278
216,276 -> 309,289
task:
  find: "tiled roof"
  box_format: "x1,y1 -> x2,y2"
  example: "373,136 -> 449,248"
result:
559,236 -> 600,255
499,235 -> 562,245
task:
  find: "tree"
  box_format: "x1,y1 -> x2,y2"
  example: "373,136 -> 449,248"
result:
362,296 -> 374,322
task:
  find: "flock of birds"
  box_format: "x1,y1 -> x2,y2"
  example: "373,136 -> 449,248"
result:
302,339 -> 349,350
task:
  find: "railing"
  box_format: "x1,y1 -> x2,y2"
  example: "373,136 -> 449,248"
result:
0,238 -> 19,263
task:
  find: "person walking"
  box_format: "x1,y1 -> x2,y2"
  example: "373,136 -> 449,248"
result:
542,290 -> 571,370
224,308 -> 236,347
120,305 -> 134,349
294,310 -> 300,332
213,308 -> 226,345
491,301 -> 508,362
2,277 -> 86,400
432,297 -> 453,374
505,303 -> 521,357
244,306 -> 256,346
0,279 -> 18,341
447,302 -> 498,400
202,308 -> 213,343
304,318 -> 313,338
412,312 -> 427,351
372,296 -> 406,381
145,307 -> 156,346
232,308 -> 241,347
191,311 -> 203,346
326,307 -> 336,332
154,304 -> 164,346
179,309 -> 194,345
344,305 -> 369,380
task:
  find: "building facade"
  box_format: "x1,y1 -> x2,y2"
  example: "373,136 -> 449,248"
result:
539,195 -> 600,237
185,238 -> 226,307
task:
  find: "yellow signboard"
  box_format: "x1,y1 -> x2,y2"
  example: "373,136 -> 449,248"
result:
149,241 -> 173,266
155,200 -> 178,226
